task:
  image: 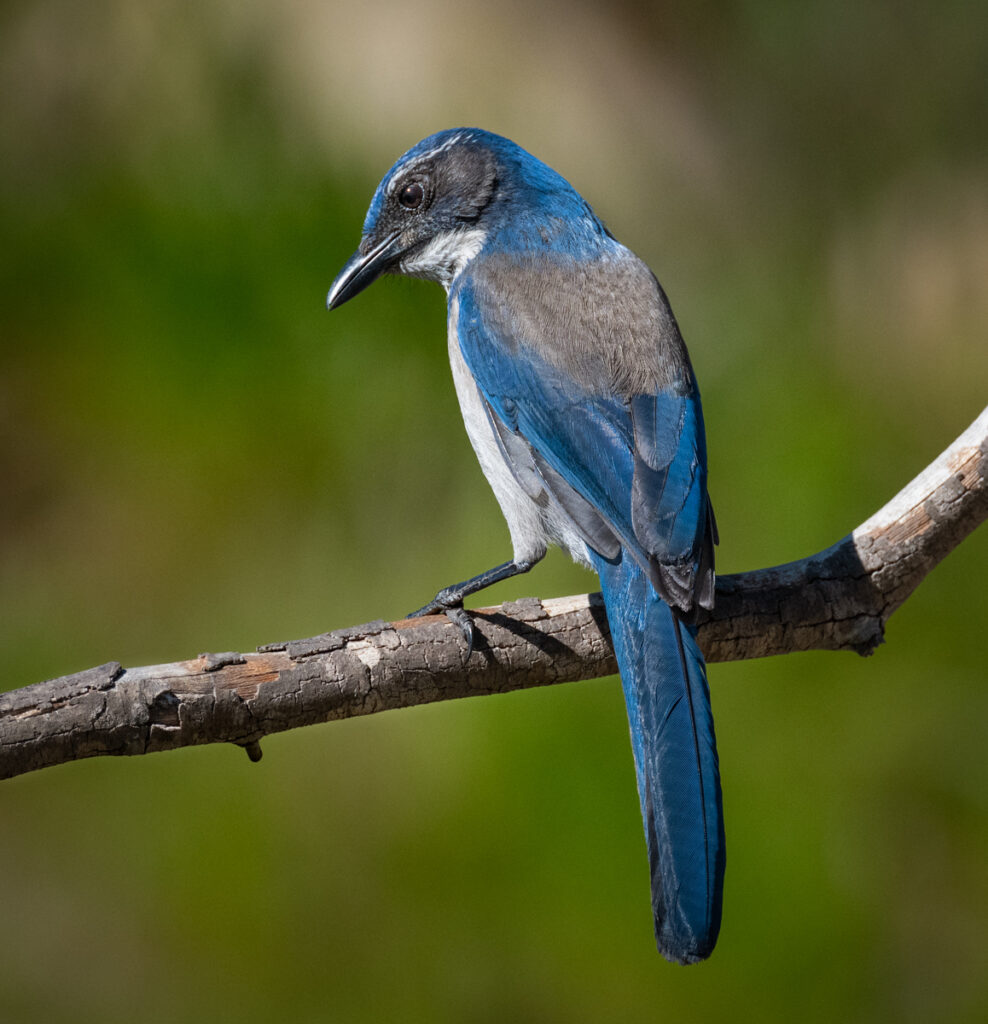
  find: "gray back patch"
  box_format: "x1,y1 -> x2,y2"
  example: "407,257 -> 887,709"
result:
471,249 -> 694,398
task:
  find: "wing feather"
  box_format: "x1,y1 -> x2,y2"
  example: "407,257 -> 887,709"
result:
454,255 -> 715,611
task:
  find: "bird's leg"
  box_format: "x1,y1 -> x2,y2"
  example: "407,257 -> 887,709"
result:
407,558 -> 541,653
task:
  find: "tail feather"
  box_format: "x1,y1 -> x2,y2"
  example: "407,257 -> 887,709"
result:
593,551 -> 725,964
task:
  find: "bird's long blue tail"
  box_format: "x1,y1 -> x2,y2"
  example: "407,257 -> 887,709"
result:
593,551 -> 725,964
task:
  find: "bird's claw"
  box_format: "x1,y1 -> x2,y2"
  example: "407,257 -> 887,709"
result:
406,596 -> 476,657
443,605 -> 476,657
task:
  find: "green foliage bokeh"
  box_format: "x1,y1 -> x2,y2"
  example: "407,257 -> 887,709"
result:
1,3 -> 985,1021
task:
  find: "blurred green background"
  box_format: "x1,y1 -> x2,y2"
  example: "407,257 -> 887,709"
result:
2,2 -> 986,1021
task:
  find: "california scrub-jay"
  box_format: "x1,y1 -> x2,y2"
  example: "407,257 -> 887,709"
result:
327,129 -> 724,964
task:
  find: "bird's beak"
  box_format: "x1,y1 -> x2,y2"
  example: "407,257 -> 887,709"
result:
326,230 -> 402,310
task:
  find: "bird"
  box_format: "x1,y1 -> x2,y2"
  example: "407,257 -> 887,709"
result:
326,128 -> 724,964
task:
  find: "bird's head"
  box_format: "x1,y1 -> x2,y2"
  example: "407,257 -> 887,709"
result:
327,128 -> 588,309
327,129 -> 503,308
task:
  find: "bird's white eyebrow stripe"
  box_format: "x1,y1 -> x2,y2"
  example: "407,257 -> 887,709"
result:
385,132 -> 472,193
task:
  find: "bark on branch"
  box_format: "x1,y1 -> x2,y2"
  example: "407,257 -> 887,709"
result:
2,407 -> 986,782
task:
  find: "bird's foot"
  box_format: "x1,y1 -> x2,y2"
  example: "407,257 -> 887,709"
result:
406,590 -> 477,656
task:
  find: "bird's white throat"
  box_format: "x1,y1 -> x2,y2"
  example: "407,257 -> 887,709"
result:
400,227 -> 488,291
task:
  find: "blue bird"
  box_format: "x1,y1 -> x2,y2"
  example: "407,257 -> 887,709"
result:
327,129 -> 724,963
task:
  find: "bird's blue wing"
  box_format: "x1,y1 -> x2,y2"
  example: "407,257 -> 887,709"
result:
630,391 -> 717,610
454,270 -> 714,609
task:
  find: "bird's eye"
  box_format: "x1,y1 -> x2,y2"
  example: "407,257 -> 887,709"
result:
398,182 -> 425,210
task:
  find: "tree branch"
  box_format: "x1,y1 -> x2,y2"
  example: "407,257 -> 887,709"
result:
2,407 -> 986,782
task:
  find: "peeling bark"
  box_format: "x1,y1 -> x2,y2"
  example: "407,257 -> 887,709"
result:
2,407 -> 985,782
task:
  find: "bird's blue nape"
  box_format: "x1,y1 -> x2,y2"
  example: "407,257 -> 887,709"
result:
329,128 -> 724,963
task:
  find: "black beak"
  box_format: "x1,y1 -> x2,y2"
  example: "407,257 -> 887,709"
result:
326,230 -> 402,310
